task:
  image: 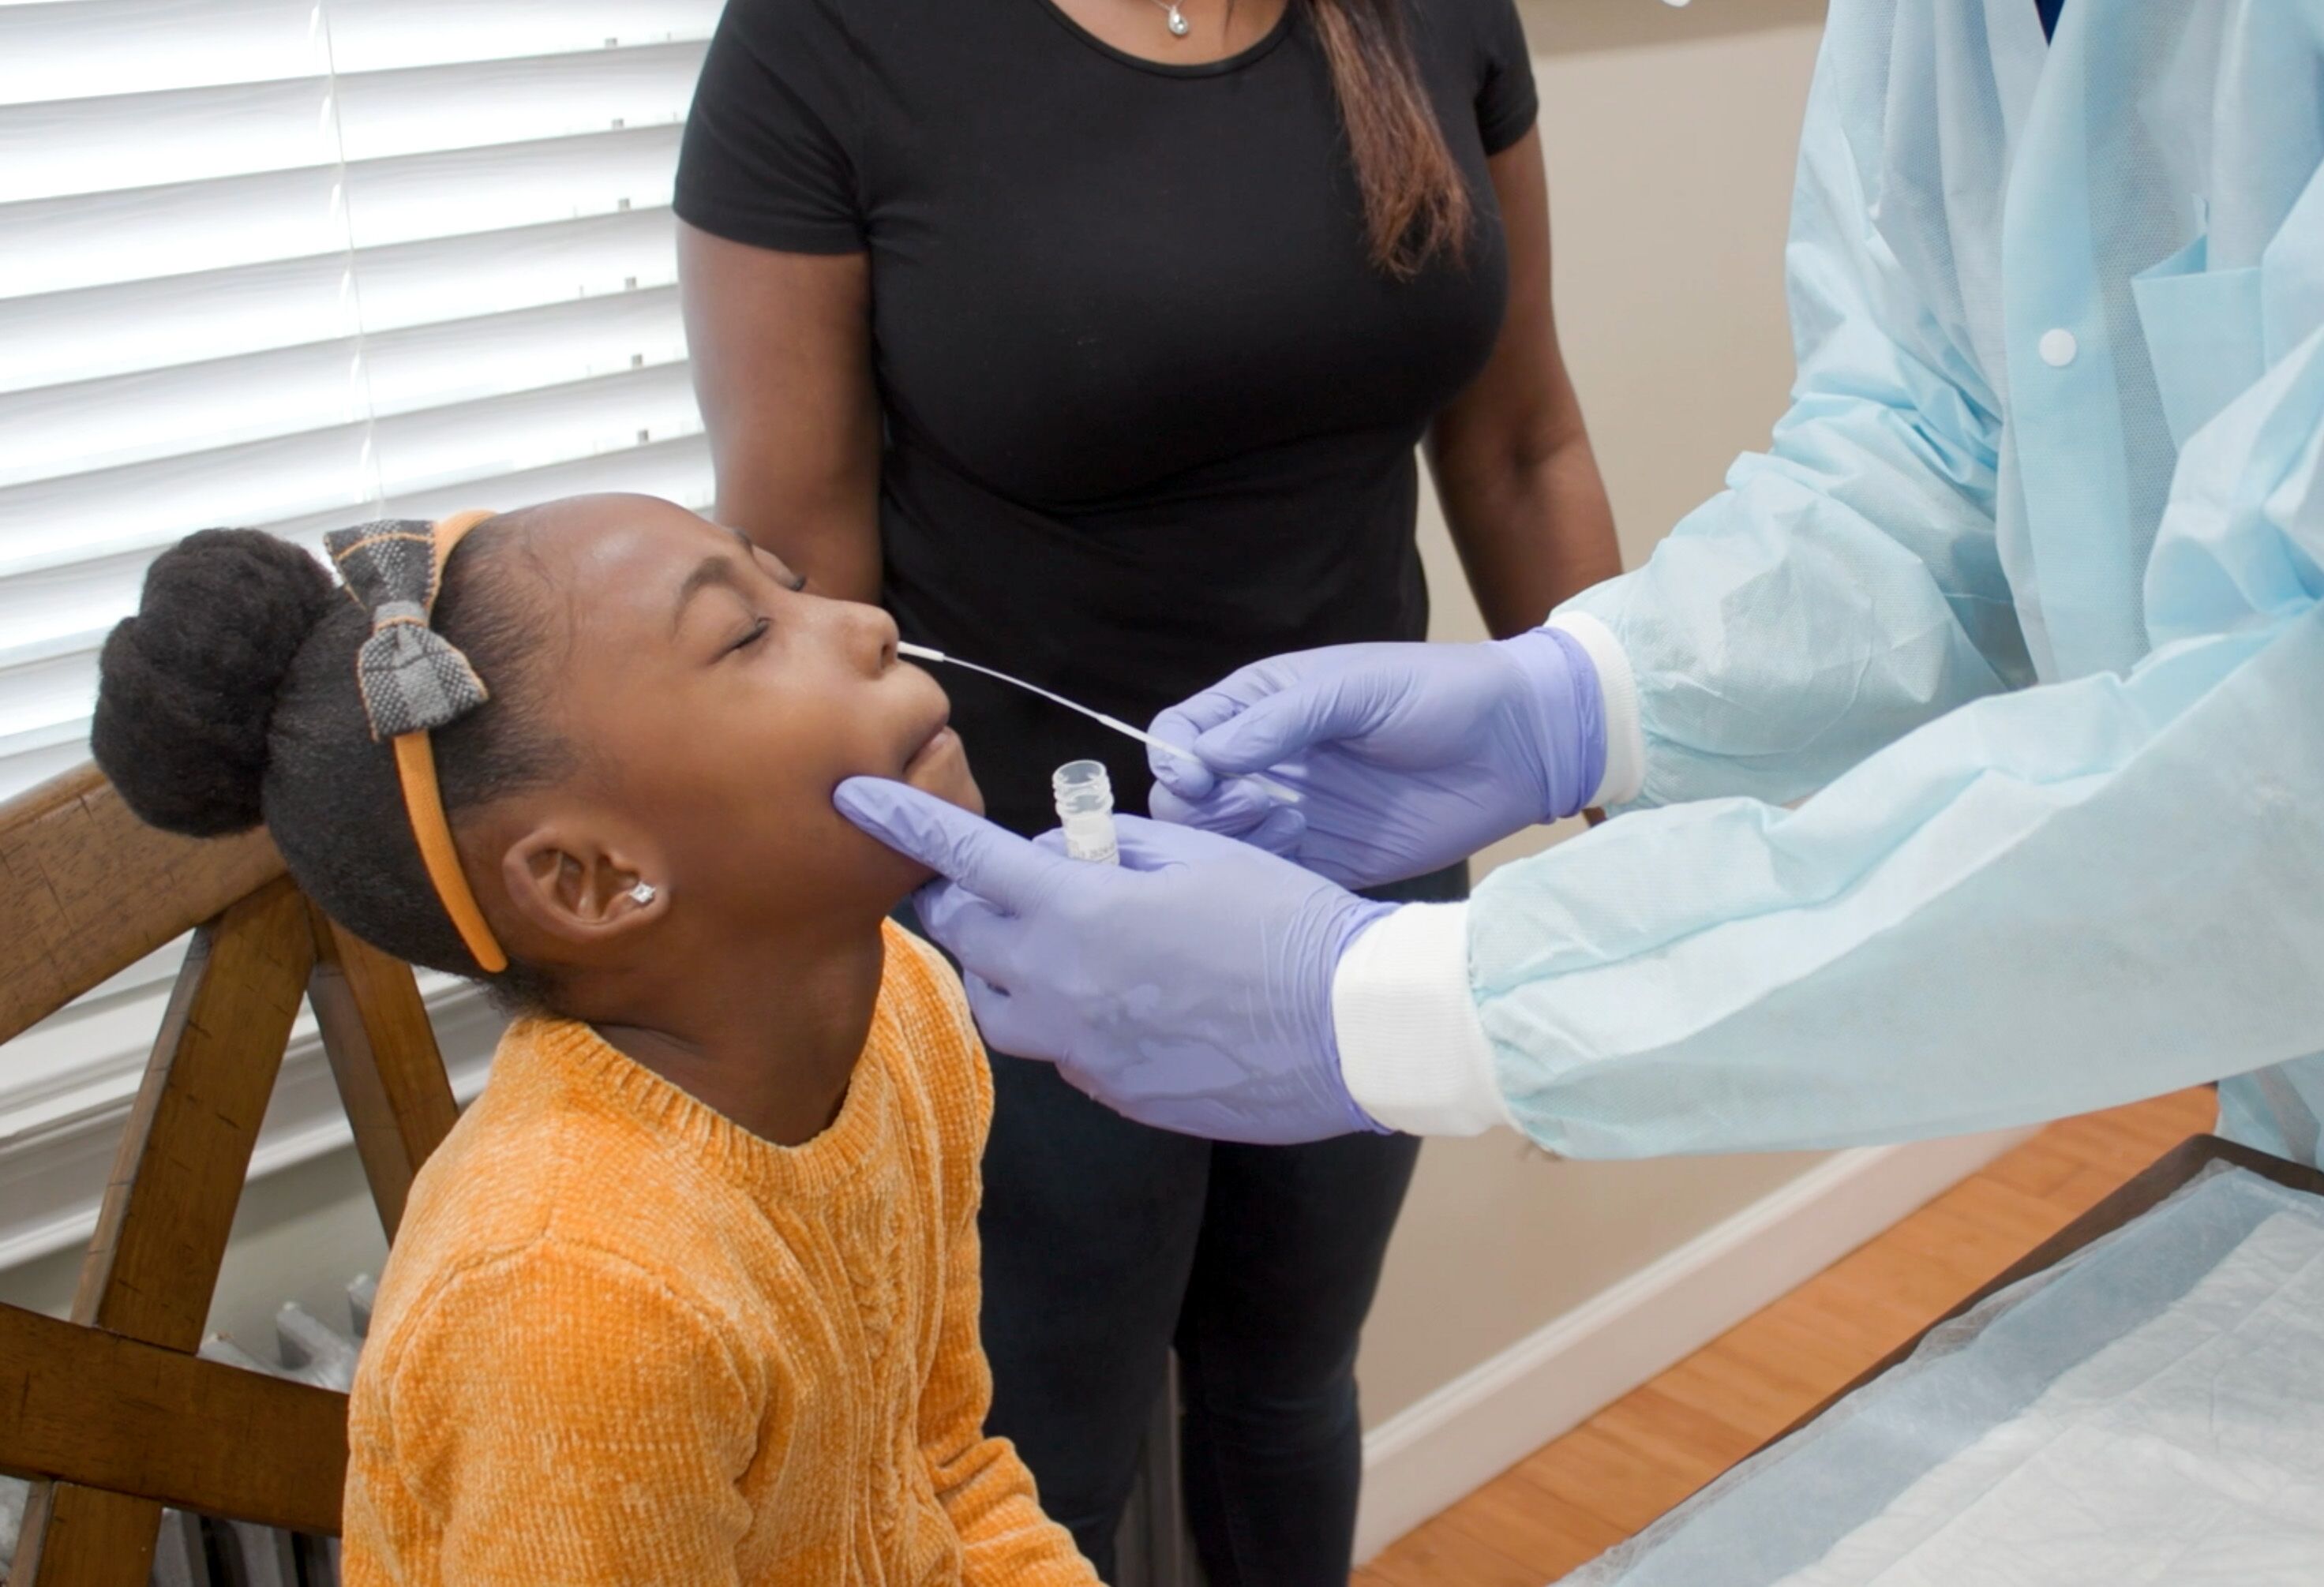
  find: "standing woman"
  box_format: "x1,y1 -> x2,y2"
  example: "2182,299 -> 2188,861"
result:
674,0 -> 1616,1578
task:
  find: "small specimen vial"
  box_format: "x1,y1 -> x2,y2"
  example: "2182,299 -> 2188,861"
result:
1052,760 -> 1119,865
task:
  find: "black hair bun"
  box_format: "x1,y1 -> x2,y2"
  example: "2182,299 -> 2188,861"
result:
92,529 -> 336,837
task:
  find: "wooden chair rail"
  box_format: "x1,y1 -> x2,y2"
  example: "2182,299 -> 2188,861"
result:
0,765 -> 281,1047
0,1302 -> 347,1536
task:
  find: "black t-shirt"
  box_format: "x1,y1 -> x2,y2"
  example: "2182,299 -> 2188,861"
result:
677,0 -> 1539,834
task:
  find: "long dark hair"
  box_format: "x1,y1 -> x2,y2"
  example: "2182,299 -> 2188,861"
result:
1306,0 -> 1474,277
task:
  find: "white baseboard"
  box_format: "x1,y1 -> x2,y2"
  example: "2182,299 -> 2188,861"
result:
1354,1125 -> 2036,1563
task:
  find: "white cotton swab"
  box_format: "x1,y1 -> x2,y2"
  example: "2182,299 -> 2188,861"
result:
897,642 -> 1299,804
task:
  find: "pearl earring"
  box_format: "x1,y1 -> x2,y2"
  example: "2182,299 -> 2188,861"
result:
628,881 -> 658,906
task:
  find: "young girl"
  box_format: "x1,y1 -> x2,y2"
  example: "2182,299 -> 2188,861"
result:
92,495 -> 1098,1584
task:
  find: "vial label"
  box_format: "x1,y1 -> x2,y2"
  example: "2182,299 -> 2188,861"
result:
1063,819 -> 1119,866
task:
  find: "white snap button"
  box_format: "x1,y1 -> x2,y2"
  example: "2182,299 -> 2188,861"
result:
2039,328 -> 2078,367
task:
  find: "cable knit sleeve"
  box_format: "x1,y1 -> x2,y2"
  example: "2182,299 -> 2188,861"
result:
350,1238 -> 763,1585
909,945 -> 1100,1585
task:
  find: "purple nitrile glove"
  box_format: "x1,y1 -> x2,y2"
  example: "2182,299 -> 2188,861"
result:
833,777 -> 1395,1144
1146,628 -> 1604,889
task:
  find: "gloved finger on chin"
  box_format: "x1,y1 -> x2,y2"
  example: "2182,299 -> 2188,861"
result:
836,776 -> 1062,913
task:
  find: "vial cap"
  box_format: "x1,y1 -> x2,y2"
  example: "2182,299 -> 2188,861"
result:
1052,759 -> 1111,799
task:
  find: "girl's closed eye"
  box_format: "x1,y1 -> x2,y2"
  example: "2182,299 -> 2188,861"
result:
729,616 -> 772,655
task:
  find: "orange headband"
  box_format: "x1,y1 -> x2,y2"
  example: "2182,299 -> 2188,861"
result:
393,510 -> 506,973
325,507 -> 509,975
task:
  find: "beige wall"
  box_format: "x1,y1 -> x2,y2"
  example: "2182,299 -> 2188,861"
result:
1359,0 -> 1828,1424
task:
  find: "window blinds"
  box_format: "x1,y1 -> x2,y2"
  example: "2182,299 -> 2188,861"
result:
0,0 -> 725,803
0,1 -> 724,1258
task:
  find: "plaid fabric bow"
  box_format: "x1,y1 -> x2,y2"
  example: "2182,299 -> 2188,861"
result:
324,520 -> 490,742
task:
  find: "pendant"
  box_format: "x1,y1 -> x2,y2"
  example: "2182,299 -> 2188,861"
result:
1166,4 -> 1190,35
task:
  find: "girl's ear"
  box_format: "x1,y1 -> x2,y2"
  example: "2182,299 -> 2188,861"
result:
499,821 -> 667,949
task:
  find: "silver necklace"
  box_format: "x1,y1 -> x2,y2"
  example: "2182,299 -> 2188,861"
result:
1144,0 -> 1191,36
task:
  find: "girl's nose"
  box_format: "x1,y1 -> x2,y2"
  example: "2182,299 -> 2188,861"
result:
853,600 -> 901,673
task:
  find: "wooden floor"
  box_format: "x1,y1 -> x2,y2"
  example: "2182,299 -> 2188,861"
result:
1355,1087 -> 2220,1587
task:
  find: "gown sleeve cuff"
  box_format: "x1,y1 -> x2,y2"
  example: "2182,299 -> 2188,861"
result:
1332,902 -> 1515,1136
1547,609 -> 1644,807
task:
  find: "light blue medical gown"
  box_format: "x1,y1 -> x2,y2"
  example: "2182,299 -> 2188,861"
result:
1484,0 -> 2324,1163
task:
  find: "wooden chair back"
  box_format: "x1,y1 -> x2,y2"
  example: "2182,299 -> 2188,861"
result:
0,765 -> 462,1585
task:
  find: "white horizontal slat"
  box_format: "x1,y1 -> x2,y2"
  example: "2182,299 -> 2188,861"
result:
0,43 -> 703,206
0,209 -> 679,394
367,286 -> 692,411
0,434 -> 717,806
369,360 -> 704,499
0,344 -> 371,493
0,254 -> 361,395
319,0 -> 720,73
333,40 -> 703,163
351,206 -> 682,332
0,432 -> 714,670
0,424 -> 377,582
0,721 -> 91,807
0,434 -> 718,672
0,124 -> 680,299
0,434 -> 715,697
1,287 -> 687,488
264,429 -> 715,536
341,124 -> 684,253
0,75 -> 331,204
0,0 -> 716,107
0,367 -> 706,578
0,0 -> 325,107
0,163 -> 347,301
0,543 -> 159,656
0,646 -> 96,743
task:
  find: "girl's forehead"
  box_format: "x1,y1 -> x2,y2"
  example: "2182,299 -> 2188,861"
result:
533,500 -> 726,582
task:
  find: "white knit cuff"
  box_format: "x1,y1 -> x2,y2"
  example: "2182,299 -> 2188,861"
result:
1547,610 -> 1644,807
1332,903 -> 1513,1136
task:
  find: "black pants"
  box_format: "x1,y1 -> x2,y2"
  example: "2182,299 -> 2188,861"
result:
973,863 -> 1464,1585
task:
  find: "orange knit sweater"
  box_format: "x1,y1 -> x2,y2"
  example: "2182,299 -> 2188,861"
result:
341,925 -> 1098,1585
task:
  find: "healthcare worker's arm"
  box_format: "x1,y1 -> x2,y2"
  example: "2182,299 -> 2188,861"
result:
1318,24 -> 2324,1152
848,354 -> 2324,1154
1560,41 -> 2032,814
1342,343 -> 2324,1151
